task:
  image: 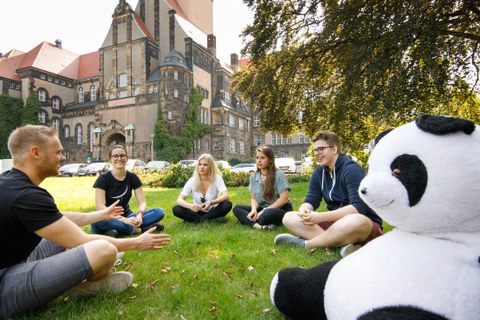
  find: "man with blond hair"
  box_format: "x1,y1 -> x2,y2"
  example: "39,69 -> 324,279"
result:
0,125 -> 170,318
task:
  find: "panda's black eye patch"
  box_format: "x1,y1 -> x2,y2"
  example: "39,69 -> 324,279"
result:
390,154 -> 428,207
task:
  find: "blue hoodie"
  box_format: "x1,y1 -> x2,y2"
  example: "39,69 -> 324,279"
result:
304,154 -> 382,228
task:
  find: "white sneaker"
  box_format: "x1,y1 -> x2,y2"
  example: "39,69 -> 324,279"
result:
68,271 -> 133,298
340,244 -> 361,258
116,252 -> 125,260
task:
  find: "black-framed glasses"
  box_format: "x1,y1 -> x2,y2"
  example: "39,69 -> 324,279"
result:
200,196 -> 206,203
112,154 -> 127,159
313,146 -> 332,154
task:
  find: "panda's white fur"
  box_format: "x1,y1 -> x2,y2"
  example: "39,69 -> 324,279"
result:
270,115 -> 480,320
324,118 -> 480,319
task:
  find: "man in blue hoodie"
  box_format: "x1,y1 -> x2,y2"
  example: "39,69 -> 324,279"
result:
275,131 -> 382,256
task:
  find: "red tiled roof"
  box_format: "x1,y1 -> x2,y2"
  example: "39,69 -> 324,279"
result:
0,49 -> 26,81
165,0 -> 187,20
133,11 -> 156,43
18,41 -> 80,79
238,58 -> 251,68
78,51 -> 99,79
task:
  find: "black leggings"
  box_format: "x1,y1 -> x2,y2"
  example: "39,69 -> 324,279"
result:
233,203 -> 293,227
172,200 -> 232,222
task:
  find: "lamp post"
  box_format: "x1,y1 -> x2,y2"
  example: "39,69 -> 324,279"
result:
150,134 -> 155,161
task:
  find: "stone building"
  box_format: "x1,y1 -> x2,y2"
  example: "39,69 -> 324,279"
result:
0,0 -> 310,163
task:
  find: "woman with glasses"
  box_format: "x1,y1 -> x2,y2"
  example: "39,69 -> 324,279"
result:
90,145 -> 165,237
233,146 -> 292,231
173,153 -> 232,222
274,131 -> 383,257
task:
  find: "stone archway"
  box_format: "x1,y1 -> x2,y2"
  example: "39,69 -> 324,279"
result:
98,129 -> 126,161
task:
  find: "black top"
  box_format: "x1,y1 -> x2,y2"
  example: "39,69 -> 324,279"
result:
93,171 -> 142,216
0,168 -> 63,269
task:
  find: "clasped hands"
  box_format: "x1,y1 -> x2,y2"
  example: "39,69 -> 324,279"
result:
297,207 -> 323,225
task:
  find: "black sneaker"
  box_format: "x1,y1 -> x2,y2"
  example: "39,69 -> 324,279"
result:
104,229 -> 118,238
141,223 -> 164,233
261,224 -> 277,231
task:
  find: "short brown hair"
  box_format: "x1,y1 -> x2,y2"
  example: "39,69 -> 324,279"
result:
312,131 -> 341,153
8,125 -> 58,163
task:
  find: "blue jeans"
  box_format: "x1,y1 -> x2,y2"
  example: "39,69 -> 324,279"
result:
90,207 -> 165,235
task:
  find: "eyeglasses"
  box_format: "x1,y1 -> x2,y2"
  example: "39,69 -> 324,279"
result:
200,196 -> 206,203
112,154 -> 127,159
313,146 -> 332,154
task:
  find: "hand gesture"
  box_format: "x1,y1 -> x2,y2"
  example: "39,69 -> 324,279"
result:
136,228 -> 171,250
247,209 -> 258,221
191,203 -> 203,212
134,212 -> 143,227
103,200 -> 124,220
297,211 -> 321,225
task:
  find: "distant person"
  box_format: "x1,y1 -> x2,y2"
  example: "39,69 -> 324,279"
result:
173,153 -> 232,222
233,146 -> 292,231
0,125 -> 170,318
90,145 -> 165,238
275,131 -> 382,257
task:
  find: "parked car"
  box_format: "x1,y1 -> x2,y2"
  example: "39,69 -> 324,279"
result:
59,163 -> 87,177
77,162 -> 111,176
275,157 -> 296,174
231,163 -> 257,173
144,160 -> 171,171
178,159 -> 197,168
126,159 -> 146,171
215,160 -> 231,169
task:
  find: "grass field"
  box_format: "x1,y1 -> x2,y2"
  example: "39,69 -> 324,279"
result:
16,176 -> 338,320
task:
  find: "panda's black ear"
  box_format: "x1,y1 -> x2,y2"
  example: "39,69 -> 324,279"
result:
416,114 -> 475,135
374,129 -> 393,147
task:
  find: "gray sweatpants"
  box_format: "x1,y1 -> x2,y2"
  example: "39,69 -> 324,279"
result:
0,239 -> 93,318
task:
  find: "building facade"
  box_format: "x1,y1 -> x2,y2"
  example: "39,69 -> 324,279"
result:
0,0 -> 310,163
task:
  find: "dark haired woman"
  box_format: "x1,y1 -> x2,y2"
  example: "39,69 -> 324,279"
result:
90,145 -> 165,237
233,146 -> 292,231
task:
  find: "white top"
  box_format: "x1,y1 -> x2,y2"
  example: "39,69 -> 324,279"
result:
180,175 -> 227,211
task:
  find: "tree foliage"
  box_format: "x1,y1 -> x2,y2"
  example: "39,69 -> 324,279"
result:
21,93 -> 41,126
235,0 -> 480,160
0,94 -> 23,158
153,88 -> 211,162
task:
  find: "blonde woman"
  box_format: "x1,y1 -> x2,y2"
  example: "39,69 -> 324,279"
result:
173,154 -> 232,222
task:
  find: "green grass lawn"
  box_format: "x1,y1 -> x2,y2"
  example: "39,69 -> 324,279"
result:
17,176 -> 338,320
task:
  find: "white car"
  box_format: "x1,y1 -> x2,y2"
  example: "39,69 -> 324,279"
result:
126,159 -> 146,171
59,163 -> 87,177
231,163 -> 256,173
178,159 -> 197,168
215,160 -> 231,169
275,157 -> 296,174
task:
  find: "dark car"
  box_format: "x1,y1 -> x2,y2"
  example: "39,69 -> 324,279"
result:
59,163 -> 87,177
77,162 -> 111,176
144,160 -> 171,171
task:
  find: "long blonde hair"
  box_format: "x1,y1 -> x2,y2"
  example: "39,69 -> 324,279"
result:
193,153 -> 221,193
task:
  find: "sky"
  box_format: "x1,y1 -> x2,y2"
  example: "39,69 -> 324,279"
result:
1,0 -> 254,64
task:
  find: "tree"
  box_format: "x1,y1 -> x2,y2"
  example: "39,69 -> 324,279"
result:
21,93 -> 41,126
235,0 -> 480,160
0,94 -> 23,158
153,88 -> 211,162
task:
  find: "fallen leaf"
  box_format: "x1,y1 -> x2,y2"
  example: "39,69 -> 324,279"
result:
236,294 -> 244,299
180,315 -> 187,320
127,296 -> 137,300
231,253 -> 236,258
210,300 -> 216,305
118,310 -> 124,316
307,248 -> 318,255
131,283 -> 138,289
208,306 -> 217,313
271,249 -> 277,255
194,274 -> 199,280
222,271 -> 232,281
248,265 -> 255,271
161,266 -> 171,273
263,308 -> 271,313
149,279 -> 159,291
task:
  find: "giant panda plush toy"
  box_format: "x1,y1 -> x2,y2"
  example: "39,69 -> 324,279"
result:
270,115 -> 480,320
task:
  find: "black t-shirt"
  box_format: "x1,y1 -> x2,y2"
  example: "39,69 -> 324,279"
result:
0,169 -> 63,269
93,171 -> 142,216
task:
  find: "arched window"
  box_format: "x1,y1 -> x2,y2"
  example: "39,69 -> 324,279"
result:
76,124 -> 83,145
38,89 -> 47,102
64,125 -> 70,138
52,97 -> 60,109
88,123 -> 95,152
52,118 -> 60,130
90,85 -> 96,101
38,111 -> 46,123
78,87 -> 84,103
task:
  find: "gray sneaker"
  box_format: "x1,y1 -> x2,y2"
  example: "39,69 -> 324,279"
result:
340,244 -> 361,258
67,271 -> 133,298
274,233 -> 306,249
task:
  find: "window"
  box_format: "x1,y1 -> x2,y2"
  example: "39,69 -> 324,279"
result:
38,111 -> 46,123
118,91 -> 128,98
173,71 -> 178,80
255,135 -> 262,146
90,85 -> 96,101
174,89 -> 178,98
229,114 -> 235,128
76,124 -> 83,145
168,111 -> 173,120
153,85 -> 158,93
239,119 -> 244,131
239,140 -> 245,154
230,138 -> 236,152
64,126 -> 70,138
118,74 -> 127,88
78,87 -> 84,103
52,97 -> 60,109
287,136 -> 292,144
253,115 -> 260,127
89,124 -> 94,152
38,90 -> 46,102
271,134 -> 276,145
225,91 -> 231,103
52,118 -> 60,130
